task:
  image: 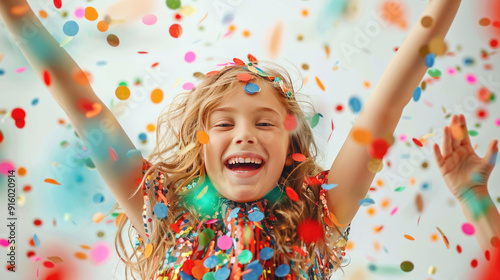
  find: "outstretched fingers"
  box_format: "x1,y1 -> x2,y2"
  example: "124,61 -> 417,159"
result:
484,139 -> 499,166
441,126 -> 453,158
433,143 -> 444,167
458,114 -> 472,148
449,115 -> 461,150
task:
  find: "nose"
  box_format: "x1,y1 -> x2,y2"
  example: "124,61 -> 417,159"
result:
234,123 -> 257,145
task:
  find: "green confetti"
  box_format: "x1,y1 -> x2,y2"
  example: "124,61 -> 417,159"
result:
394,186 -> 406,192
311,113 -> 320,128
468,130 -> 478,136
166,0 -> 181,10
428,68 -> 441,78
237,249 -> 253,264
400,261 -> 414,272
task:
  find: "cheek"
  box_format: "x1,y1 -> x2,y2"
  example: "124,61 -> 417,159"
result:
257,131 -> 277,144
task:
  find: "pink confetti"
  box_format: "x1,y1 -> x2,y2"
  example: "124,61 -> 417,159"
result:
184,51 -> 196,63
398,134 -> 407,142
74,7 -> 85,18
142,14 -> 157,26
465,73 -> 477,85
29,255 -> 41,262
0,238 -> 9,247
217,235 -> 233,250
182,82 -> 194,90
423,99 -> 433,107
90,241 -> 111,265
446,67 -> 456,76
0,161 -> 15,176
495,118 -> 500,127
462,222 -> 475,236
109,147 -> 118,161
390,206 -> 398,216
15,67 -> 27,73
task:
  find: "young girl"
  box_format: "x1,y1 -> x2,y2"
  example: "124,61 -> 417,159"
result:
2,0 -> 499,279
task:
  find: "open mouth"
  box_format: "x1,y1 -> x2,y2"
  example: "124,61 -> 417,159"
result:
224,159 -> 264,172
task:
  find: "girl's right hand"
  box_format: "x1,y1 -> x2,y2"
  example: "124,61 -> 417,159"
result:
432,114 -> 498,202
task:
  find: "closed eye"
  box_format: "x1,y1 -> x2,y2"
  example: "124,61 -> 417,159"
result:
257,123 -> 273,127
215,124 -> 233,127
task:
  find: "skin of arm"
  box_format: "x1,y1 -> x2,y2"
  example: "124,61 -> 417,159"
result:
0,0 -> 148,241
327,0 -> 462,227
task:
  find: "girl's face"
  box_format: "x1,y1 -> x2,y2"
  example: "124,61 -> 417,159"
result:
203,79 -> 290,202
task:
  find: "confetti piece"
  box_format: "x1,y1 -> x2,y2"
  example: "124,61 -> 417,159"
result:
327,119 -> 335,142
44,178 -> 61,185
166,0 -> 181,10
428,36 -> 447,56
144,243 -> 153,258
465,73 -> 477,85
184,51 -> 196,63
285,187 -> 299,201
43,70 -> 51,86
169,24 -> 182,38
154,203 -> 168,219
390,207 -> 398,215
237,73 -> 253,82
151,88 -> 164,103
359,198 -> 375,206
416,193 -> 423,213
310,113 -> 320,128
142,14 -> 157,25
351,128 -> 372,145
47,256 -> 63,263
85,6 -> 98,21
291,153 -> 306,162
394,186 -> 405,192
349,96 -> 362,113
400,261 -> 414,272
182,82 -> 194,90
93,212 -> 104,223
33,234 -> 40,247
413,86 -> 422,101
115,213 -> 126,227
10,4 -> 30,16
63,20 -> 79,36
298,219 -> 323,244
284,114 -> 297,131
412,138 -> 423,147
54,0 -> 62,9
107,34 -> 120,47
115,85 -> 130,100
428,68 -> 441,78
321,183 -> 337,190
245,82 -> 260,94
315,76 -> 325,91
421,16 -> 433,28
369,138 -> 390,159
196,131 -> 209,144
237,250 -> 253,264
97,20 -> 108,32
15,66 -> 27,73
197,185 -> 208,200
367,158 -> 383,173
268,20 -> 283,58
90,241 -> 111,265
404,234 -> 415,241
462,222 -> 475,236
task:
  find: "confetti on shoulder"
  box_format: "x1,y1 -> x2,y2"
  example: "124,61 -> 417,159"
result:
321,183 -> 337,190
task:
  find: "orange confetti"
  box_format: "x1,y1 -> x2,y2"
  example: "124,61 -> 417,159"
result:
196,131 -> 209,144
144,243 -> 153,258
109,147 -> 118,161
404,234 -> 415,241
72,69 -> 92,86
363,80 -> 371,88
11,5 -> 30,16
430,233 -> 439,242
268,20 -> 283,59
151,88 -> 164,104
97,20 -> 108,32
242,30 -> 251,38
39,10 -> 48,19
115,85 -> 130,100
351,128 -> 373,145
74,252 -> 88,260
146,124 -> 155,132
325,45 -> 330,58
291,153 -> 306,162
85,7 -> 98,21
291,245 -> 307,257
315,76 -> 325,91
44,178 -> 61,185
237,73 -> 253,82
85,103 -> 102,118
18,167 -> 27,176
115,213 -> 126,227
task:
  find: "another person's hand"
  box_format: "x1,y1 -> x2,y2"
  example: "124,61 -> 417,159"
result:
433,114 -> 498,201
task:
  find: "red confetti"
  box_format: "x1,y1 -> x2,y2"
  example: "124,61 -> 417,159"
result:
368,138 -> 390,159
43,70 -> 51,86
412,138 -> 423,147
181,259 -> 195,275
151,62 -> 159,68
169,24 -> 183,38
327,119 -> 335,142
304,176 -> 322,186
477,108 -> 488,119
471,259 -> 478,268
236,73 -> 253,82
247,54 -> 258,63
457,245 -> 462,253
0,130 -> 3,144
11,108 -> 26,119
298,219 -> 324,244
170,223 -> 181,234
174,13 -> 182,21
43,261 -> 54,268
33,219 -> 42,226
486,250 -> 490,261
335,104 -> 343,112
53,0 -> 62,9
291,245 -> 307,257
284,114 -> 297,131
291,153 -> 306,162
285,187 -> 299,202
109,147 -> 118,161
491,39 -> 498,48
206,70 -> 219,77
233,58 -> 245,66
15,119 -> 26,129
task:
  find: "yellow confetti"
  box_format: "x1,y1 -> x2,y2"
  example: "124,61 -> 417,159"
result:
197,185 -> 208,200
179,5 -> 197,16
172,78 -> 182,89
176,142 -> 197,156
145,243 -> 153,258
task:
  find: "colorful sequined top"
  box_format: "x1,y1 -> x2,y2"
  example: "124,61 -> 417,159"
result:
132,159 -> 351,279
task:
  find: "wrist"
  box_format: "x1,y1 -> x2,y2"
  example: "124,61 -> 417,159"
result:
457,185 -> 489,203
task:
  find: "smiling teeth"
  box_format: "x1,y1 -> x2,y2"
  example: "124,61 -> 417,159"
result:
227,157 -> 262,164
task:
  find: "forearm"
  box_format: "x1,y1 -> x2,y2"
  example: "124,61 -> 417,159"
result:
0,0 -> 98,118
359,0 -> 462,131
458,186 -> 500,254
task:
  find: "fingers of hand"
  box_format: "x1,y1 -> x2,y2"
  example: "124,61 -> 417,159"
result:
442,126 -> 453,158
458,114 -> 471,146
449,114 -> 461,150
433,143 -> 443,166
484,139 -> 499,166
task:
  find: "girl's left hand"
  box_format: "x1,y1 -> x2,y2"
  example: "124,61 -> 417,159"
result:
432,114 -> 498,201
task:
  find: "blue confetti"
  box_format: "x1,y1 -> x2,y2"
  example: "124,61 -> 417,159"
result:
245,83 -> 260,94
179,271 -> 193,280
0,69 -> 4,76
126,149 -> 142,158
154,203 -> 168,219
348,96 -> 362,113
204,255 -> 219,269
421,182 -> 430,190
214,266 -> 230,280
139,132 -> 147,141
359,198 -> 375,206
244,260 -> 263,280
96,61 -> 107,66
463,57 -> 474,66
321,183 -> 338,190
489,151 -> 498,166
63,20 -> 79,36
259,247 -> 274,260
227,207 -> 240,221
32,98 -> 39,106
33,234 -> 40,247
248,211 -> 264,222
93,192 -> 104,203
425,53 -> 436,68
413,87 -> 421,102
275,264 -> 290,277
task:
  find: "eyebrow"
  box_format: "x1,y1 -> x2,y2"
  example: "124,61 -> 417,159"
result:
210,106 -> 281,116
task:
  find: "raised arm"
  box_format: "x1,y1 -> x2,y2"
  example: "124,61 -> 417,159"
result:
327,0 -> 462,226
0,0 -> 147,241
